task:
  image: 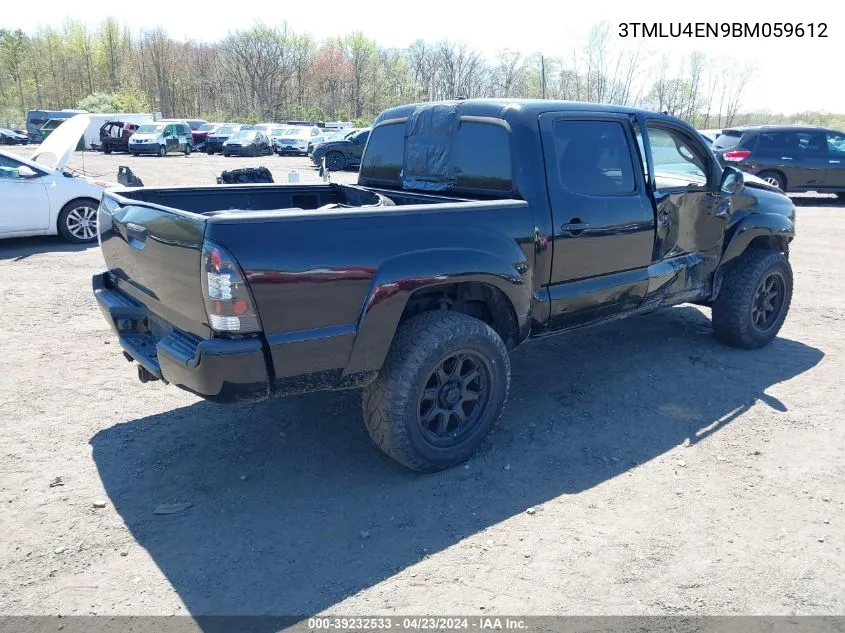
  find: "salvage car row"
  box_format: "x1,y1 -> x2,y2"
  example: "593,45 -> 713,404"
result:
104,119 -> 361,158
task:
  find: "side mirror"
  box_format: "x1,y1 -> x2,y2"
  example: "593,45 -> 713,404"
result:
720,166 -> 744,194
17,165 -> 39,179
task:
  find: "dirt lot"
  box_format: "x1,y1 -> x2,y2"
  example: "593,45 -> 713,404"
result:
1,148 -> 843,618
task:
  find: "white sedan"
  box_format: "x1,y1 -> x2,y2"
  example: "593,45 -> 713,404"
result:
1,114 -> 117,244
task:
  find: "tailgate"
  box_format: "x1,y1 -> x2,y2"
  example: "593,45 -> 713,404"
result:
97,192 -> 211,338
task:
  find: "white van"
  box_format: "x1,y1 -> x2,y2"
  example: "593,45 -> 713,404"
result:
127,122 -> 193,157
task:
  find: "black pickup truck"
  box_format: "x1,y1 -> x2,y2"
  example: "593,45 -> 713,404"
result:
93,99 -> 796,472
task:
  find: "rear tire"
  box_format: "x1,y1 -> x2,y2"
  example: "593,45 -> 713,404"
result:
103,146 -> 112,155
57,198 -> 100,244
362,311 -> 511,472
712,249 -> 793,349
206,148 -> 214,155
757,170 -> 785,190
184,144 -> 192,156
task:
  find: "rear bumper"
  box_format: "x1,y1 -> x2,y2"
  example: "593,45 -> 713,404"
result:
93,273 -> 271,403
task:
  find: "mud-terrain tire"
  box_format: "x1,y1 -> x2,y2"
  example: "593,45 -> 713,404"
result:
362,311 -> 511,472
712,249 -> 793,349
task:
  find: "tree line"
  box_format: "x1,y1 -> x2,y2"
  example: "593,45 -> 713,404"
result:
1,20 -> 840,129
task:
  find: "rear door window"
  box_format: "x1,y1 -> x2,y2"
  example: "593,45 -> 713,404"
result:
827,132 -> 845,156
795,131 -> 827,155
753,132 -> 788,155
549,120 -> 636,196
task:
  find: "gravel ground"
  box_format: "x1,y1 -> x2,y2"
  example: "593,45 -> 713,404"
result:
0,149 -> 843,618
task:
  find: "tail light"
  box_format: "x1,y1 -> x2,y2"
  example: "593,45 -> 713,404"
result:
723,150 -> 752,162
201,240 -> 261,334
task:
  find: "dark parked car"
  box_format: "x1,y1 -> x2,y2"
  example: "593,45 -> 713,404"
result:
99,121 -> 140,154
0,128 -> 28,144
308,129 -> 356,157
712,125 -> 845,198
311,127 -> 370,170
93,99 -> 796,472
222,129 -> 273,157
205,124 -> 252,154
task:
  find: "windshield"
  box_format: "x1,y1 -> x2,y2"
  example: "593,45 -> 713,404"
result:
136,124 -> 165,135
229,130 -> 256,141
214,125 -> 237,135
272,127 -> 290,136
198,123 -> 217,132
285,128 -> 310,138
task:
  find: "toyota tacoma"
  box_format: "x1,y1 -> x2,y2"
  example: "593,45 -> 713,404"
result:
93,99 -> 796,472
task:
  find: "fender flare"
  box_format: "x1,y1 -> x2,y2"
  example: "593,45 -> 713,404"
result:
343,247 -> 532,376
712,213 -> 794,299
719,213 -> 794,268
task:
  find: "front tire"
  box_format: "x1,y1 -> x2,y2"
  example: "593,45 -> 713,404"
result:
184,144 -> 192,156
57,198 -> 100,244
103,146 -> 112,155
158,145 -> 167,157
362,311 -> 511,472
712,249 -> 793,349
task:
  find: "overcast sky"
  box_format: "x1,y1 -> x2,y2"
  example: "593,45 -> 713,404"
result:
3,0 -> 840,114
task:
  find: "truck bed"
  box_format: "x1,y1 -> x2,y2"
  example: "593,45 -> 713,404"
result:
112,182 -> 394,215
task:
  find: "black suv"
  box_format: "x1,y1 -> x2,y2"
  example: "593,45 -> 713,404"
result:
712,125 -> 845,198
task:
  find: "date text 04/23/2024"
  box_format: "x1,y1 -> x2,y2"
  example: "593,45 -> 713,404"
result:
306,617 -> 528,630
619,22 -> 828,38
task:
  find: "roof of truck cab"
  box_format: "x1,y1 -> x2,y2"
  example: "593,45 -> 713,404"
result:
373,98 -> 679,126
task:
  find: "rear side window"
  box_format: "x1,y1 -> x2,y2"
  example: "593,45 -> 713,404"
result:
360,122 -> 405,182
360,120 -> 512,192
713,131 -> 743,150
452,122 -> 512,191
549,120 -> 635,195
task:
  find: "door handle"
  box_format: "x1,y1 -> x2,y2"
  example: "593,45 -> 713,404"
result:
830,160 -> 841,164
561,219 -> 590,235
780,157 -> 793,160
